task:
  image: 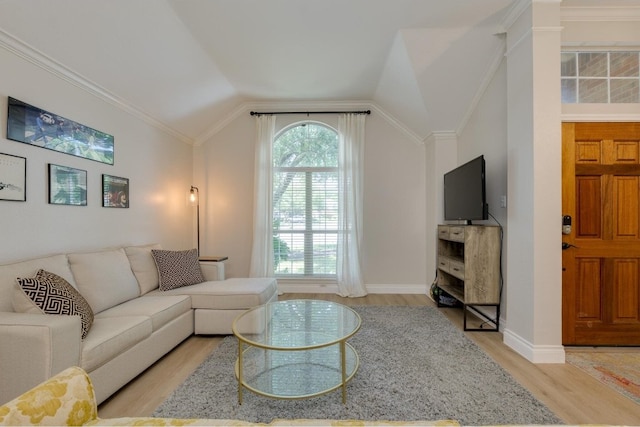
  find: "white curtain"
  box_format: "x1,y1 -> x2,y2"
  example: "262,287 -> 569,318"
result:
249,114 -> 276,278
337,113 -> 367,297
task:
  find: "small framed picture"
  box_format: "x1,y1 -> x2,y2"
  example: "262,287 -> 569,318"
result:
102,174 -> 129,208
48,164 -> 87,206
0,152 -> 26,202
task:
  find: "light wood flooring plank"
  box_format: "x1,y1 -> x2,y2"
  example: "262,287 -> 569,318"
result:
98,336 -> 222,418
98,294 -> 640,424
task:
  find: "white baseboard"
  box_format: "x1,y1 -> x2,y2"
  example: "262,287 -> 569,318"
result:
277,282 -> 339,294
276,282 -> 428,295
365,283 -> 427,294
503,328 -> 566,363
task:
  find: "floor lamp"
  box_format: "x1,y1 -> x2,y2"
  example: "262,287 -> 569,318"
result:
189,186 -> 200,256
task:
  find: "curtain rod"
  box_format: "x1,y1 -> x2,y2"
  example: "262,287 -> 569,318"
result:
250,110 -> 371,116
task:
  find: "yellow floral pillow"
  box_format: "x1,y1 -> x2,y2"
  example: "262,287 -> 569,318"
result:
0,367 -> 97,426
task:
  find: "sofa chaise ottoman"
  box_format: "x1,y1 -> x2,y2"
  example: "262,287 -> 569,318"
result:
0,244 -> 278,406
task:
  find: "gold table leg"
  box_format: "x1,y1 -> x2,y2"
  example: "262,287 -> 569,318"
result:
237,340 -> 243,405
340,340 -> 347,404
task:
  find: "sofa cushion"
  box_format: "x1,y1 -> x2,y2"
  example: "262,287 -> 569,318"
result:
148,278 -> 278,310
0,254 -> 76,312
81,315 -> 152,372
151,249 -> 205,291
67,249 -> 140,314
96,295 -> 191,332
14,269 -> 94,339
124,243 -> 162,295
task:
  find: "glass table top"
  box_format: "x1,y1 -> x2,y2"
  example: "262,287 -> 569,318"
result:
232,299 -> 361,350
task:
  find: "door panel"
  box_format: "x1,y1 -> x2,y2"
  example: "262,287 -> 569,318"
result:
576,258 -> 602,320
576,176 -> 601,238
612,259 -> 638,322
562,122 -> 640,345
612,176 -> 638,238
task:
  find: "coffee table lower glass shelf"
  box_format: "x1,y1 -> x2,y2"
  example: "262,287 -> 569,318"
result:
232,300 -> 361,404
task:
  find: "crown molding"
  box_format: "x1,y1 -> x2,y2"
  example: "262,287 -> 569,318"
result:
561,6 -> 640,22
499,0 -> 531,32
423,131 -> 458,146
498,1 -> 640,31
193,99 -> 425,146
0,28 -> 194,145
369,103 -> 424,145
193,102 -> 249,146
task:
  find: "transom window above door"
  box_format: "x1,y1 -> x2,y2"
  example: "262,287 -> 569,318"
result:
272,122 -> 339,278
561,51 -> 640,104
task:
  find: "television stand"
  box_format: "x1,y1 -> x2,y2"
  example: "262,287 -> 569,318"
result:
436,224 -> 501,331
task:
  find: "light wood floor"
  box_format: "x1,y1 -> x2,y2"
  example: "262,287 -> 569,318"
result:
98,294 -> 640,425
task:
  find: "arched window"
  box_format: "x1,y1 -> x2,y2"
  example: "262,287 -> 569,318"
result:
272,122 -> 338,277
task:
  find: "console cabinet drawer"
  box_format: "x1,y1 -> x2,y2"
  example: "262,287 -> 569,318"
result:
448,259 -> 465,280
448,226 -> 465,242
438,226 -> 450,240
437,257 -> 450,271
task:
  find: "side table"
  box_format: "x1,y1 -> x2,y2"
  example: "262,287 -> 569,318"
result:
199,256 -> 228,262
199,256 -> 228,280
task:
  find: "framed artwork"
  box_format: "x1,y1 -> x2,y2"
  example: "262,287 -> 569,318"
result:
0,152 -> 26,201
48,164 -> 87,206
7,97 -> 114,165
102,174 -> 129,208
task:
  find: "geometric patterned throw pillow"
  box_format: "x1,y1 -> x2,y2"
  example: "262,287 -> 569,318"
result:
151,248 -> 205,291
16,269 -> 94,339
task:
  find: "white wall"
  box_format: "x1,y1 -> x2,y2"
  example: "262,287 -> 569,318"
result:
424,132 -> 456,289
194,108 -> 428,292
0,46 -> 194,263
458,61 -> 508,228
457,58 -> 509,319
193,113 -> 255,279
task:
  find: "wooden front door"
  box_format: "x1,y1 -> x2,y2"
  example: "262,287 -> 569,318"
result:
562,122 -> 640,345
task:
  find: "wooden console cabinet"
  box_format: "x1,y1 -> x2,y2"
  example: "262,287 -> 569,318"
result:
436,224 -> 501,331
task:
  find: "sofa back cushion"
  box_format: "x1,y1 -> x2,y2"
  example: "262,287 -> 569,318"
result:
67,248 -> 140,314
0,254 -> 76,312
124,243 -> 161,295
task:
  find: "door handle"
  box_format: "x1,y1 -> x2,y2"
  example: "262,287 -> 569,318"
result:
562,242 -> 578,250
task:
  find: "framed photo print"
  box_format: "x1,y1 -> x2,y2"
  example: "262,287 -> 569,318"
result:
48,164 -> 87,206
0,152 -> 26,201
7,97 -> 114,165
102,174 -> 129,208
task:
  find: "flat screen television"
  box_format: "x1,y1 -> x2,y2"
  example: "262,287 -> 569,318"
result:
443,155 -> 488,223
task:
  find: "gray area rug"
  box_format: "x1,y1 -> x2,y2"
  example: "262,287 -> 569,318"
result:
154,306 -> 563,425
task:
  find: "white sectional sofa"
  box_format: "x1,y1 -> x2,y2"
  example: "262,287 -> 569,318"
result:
0,244 -> 278,405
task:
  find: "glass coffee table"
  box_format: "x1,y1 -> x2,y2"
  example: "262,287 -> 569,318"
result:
232,299 -> 361,404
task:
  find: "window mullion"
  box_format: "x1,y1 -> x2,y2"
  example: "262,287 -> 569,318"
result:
304,171 -> 313,275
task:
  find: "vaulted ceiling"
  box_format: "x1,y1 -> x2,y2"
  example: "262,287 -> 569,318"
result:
0,0 -> 597,144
